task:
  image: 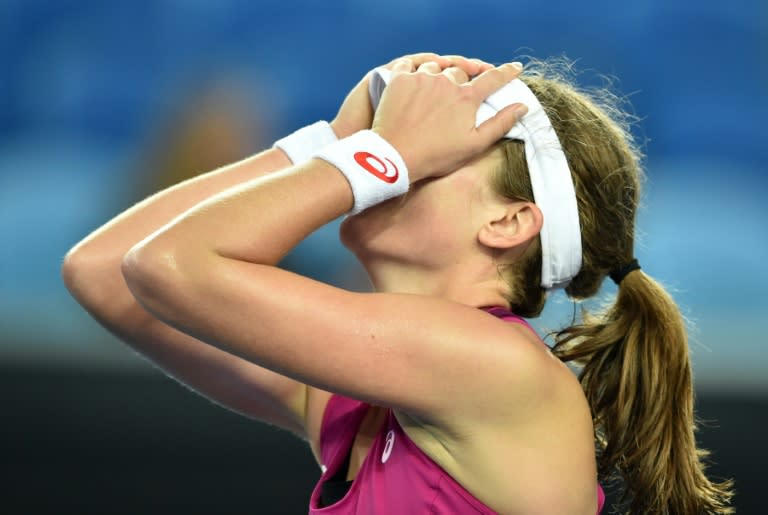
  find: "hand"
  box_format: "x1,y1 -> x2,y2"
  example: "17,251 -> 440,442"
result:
330,53 -> 492,139
371,61 -> 527,182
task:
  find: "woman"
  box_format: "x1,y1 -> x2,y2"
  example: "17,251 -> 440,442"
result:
63,53 -> 733,513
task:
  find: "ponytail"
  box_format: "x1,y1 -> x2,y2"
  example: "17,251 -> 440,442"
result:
553,270 -> 734,513
491,60 -> 734,512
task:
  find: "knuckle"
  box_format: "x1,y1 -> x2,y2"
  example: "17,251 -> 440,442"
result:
459,85 -> 475,101
389,73 -> 409,88
437,74 -> 461,92
412,52 -> 440,64
416,71 -> 431,82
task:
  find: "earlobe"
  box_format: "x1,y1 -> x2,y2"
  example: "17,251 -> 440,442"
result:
477,202 -> 543,250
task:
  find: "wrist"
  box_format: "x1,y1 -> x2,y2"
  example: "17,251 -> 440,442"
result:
312,130 -> 410,215
273,121 -> 338,164
329,119 -> 349,139
370,128 -> 423,184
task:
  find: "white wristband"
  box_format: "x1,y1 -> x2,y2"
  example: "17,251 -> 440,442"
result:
273,121 -> 338,164
313,130 -> 409,215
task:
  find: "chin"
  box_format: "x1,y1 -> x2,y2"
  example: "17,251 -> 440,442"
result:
338,198 -> 413,264
339,212 -> 380,260
338,215 -> 361,253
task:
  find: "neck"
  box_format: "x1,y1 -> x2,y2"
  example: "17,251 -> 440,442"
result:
361,256 -> 510,309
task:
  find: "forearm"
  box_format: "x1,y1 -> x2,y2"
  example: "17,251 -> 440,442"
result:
115,58 -> 528,415
124,158 -> 352,274
61,146 -> 327,433
68,148 -> 291,264
62,147 -> 292,312
121,158 -> 352,342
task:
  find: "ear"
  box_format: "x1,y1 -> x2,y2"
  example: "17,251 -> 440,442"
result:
477,201 -> 543,250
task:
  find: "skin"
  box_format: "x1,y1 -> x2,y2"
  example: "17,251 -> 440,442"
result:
63,54 -> 599,514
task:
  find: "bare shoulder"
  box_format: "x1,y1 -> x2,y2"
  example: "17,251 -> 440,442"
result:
299,304 -> 559,465
402,318 -> 599,513
444,313 -> 594,449
441,314 -> 572,422
348,297 -> 562,423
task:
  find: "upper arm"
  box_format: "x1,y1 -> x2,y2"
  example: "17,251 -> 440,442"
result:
60,146 -> 315,438
122,253 -> 549,426
64,255 -> 312,436
116,308 -> 312,436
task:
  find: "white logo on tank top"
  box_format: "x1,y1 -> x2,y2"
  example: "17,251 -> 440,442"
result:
381,430 -> 395,463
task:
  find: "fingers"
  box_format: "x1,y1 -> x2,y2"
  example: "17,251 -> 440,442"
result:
469,58 -> 494,73
390,58 -> 415,78
467,62 -> 523,102
390,56 -> 522,102
393,59 -> 469,84
476,102 -> 528,144
384,53 -> 492,77
442,55 -> 493,76
443,66 -> 470,84
406,52 -> 450,68
417,61 -> 442,74
386,52 -> 449,70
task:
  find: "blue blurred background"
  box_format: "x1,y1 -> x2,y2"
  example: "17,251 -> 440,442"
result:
2,1 -> 766,513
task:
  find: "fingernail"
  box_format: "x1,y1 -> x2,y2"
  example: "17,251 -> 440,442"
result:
512,103 -> 528,117
510,62 -> 523,71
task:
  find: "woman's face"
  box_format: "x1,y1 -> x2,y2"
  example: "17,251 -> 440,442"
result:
339,148 -> 503,270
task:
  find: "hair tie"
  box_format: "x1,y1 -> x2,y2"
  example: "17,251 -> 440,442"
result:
609,258 -> 641,285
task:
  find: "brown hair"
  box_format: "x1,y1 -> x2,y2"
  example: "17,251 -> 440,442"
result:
491,59 -> 734,513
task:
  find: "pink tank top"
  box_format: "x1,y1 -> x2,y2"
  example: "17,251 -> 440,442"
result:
308,307 -> 605,514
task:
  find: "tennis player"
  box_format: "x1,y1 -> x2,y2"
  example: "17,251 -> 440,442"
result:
63,53 -> 733,513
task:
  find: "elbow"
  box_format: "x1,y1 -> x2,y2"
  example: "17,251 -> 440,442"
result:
62,243 -> 147,327
61,248 -> 84,299
120,236 -> 208,325
61,246 -> 105,307
120,242 -> 178,313
62,236 -> 191,331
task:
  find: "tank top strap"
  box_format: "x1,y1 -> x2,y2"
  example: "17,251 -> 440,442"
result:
483,306 -> 531,326
483,306 -> 543,342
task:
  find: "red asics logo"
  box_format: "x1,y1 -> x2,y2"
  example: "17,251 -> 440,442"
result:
354,151 -> 399,183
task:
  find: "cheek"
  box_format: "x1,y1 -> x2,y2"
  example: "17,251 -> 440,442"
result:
338,176 -> 472,257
